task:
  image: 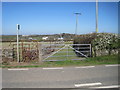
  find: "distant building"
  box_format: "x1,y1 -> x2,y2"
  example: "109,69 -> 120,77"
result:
28,37 -> 33,40
42,37 -> 48,40
22,35 -> 29,37
58,37 -> 64,40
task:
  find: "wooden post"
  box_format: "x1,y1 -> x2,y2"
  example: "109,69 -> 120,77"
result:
38,43 -> 42,63
21,40 -> 24,61
90,44 -> 92,57
109,44 -> 112,55
67,45 -> 69,60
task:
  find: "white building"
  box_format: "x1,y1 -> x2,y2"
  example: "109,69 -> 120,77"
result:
22,35 -> 29,37
58,37 -> 63,40
42,37 -> 48,40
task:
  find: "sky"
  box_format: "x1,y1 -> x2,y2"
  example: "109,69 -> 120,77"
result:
2,2 -> 118,35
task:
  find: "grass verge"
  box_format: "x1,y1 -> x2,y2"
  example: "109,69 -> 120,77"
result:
1,54 -> 119,68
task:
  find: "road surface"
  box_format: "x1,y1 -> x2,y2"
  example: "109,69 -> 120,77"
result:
2,64 -> 120,89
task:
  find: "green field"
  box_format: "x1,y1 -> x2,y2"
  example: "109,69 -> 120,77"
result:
2,41 -> 73,49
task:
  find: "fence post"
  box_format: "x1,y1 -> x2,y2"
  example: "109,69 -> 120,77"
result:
67,45 -> 69,60
90,44 -> 92,57
108,44 -> 112,55
38,43 -> 42,63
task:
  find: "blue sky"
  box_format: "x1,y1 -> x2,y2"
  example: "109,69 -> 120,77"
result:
2,2 -> 118,35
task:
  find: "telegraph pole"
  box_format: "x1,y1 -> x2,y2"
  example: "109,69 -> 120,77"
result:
96,0 -> 98,33
74,12 -> 81,36
17,24 -> 20,63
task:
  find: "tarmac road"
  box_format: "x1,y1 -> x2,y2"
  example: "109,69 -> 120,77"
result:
2,64 -> 120,89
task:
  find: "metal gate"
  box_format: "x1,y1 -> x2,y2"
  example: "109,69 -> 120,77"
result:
41,44 -> 91,61
13,41 -> 39,62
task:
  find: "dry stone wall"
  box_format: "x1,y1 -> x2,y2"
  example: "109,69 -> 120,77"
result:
74,33 -> 119,57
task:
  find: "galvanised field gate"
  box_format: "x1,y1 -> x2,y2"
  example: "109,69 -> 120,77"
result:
40,44 -> 92,61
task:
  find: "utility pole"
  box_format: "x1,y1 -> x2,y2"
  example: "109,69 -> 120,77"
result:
17,24 -> 20,63
96,0 -> 98,33
74,12 -> 81,36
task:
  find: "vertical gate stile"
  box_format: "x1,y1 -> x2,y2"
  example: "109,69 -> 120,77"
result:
39,43 -> 42,63
29,44 -> 30,51
67,45 -> 68,60
90,44 -> 92,57
22,41 -> 23,62
37,41 -> 39,58
13,44 -> 14,61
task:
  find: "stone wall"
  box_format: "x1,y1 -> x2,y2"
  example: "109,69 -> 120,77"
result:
74,33 -> 119,57
92,49 -> 118,57
1,49 -> 13,64
2,49 -> 13,58
92,33 -> 119,57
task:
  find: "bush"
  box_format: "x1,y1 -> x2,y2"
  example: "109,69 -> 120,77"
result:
73,33 -> 97,44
